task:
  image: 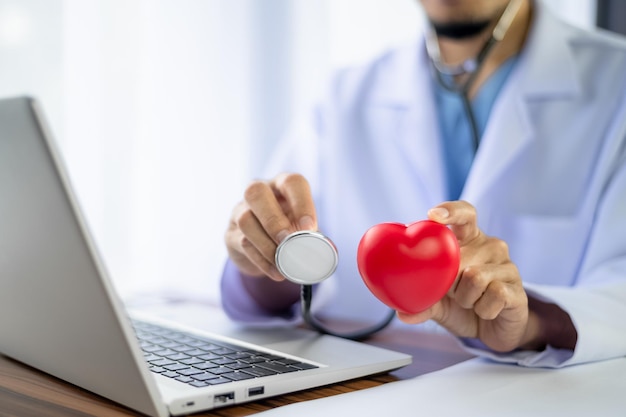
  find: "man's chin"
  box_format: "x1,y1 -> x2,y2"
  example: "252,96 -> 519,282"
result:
431,20 -> 492,39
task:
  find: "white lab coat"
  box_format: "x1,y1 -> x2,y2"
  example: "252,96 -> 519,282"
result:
257,3 -> 626,367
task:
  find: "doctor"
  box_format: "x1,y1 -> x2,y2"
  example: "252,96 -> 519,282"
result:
221,0 -> 626,367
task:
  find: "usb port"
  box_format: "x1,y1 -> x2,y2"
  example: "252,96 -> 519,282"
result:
248,386 -> 265,397
213,392 -> 235,405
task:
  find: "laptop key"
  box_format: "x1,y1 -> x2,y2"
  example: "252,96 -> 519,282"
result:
256,362 -> 299,373
226,362 -> 252,370
212,358 -> 236,365
276,359 -> 300,366
222,371 -> 255,381
242,366 -> 278,377
141,344 -> 164,353
226,352 -> 253,360
144,354 -> 164,362
206,377 -> 232,385
158,341 -> 183,349
167,333 -> 194,342
194,362 -> 219,370
198,353 -> 222,361
207,367 -> 233,375
195,343 -> 222,351
165,353 -> 191,361
210,348 -> 236,355
171,345 -> 196,353
290,362 -> 318,370
192,372 -> 220,381
152,348 -> 178,357
185,348 -> 209,356
180,357 -> 203,366
258,354 -> 283,361
178,368 -> 205,376
141,335 -> 169,345
149,358 -> 175,367
240,357 -> 267,364
163,363 -> 190,372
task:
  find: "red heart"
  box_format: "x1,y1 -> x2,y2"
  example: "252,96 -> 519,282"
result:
357,220 -> 460,314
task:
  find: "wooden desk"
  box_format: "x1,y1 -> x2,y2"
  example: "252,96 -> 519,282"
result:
0,322 -> 474,417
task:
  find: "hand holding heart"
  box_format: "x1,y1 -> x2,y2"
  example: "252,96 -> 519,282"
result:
359,201 -> 531,353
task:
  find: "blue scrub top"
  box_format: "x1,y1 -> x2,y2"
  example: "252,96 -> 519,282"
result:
435,57 -> 518,200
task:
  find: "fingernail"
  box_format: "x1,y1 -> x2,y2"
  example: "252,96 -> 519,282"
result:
299,215 -> 316,231
276,229 -> 289,243
429,207 -> 449,219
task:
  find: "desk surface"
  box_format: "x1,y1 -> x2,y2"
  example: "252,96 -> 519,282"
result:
0,312 -> 474,417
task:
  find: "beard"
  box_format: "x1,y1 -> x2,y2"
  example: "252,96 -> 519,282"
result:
429,1 -> 510,40
431,19 -> 492,39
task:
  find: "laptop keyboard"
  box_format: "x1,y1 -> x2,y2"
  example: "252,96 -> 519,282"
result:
132,320 -> 319,388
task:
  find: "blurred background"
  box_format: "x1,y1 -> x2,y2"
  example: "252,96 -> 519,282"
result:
0,0 -> 602,305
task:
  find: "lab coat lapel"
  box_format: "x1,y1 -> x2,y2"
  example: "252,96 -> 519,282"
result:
461,77 -> 531,204
368,42 -> 447,206
462,5 -> 581,205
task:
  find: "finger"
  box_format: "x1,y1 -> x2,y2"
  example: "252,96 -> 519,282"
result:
473,280 -> 509,320
427,200 -> 481,246
225,202 -> 262,272
271,173 -> 318,232
452,262 -> 520,304
451,265 -> 490,309
454,263 -> 520,319
396,305 -> 437,324
457,236 -> 511,273
239,235 -> 285,282
226,201 -> 285,281
224,226 -> 270,278
244,180 -> 294,243
232,201 -> 279,265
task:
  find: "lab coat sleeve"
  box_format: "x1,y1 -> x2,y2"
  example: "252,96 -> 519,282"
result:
459,137 -> 626,367
219,259 -> 302,327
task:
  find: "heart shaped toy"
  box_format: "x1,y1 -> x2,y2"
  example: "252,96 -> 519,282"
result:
357,220 -> 460,314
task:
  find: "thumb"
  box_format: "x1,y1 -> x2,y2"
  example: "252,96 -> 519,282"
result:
396,302 -> 443,324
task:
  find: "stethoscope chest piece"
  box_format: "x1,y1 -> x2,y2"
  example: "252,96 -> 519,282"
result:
275,231 -> 338,285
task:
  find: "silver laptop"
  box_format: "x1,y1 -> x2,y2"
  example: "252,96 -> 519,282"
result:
0,96 -> 411,416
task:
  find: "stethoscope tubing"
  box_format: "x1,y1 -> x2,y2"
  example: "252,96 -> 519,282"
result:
300,285 -> 396,341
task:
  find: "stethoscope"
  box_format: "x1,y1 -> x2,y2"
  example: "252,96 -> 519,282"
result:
273,0 -> 522,342
425,0 -> 522,151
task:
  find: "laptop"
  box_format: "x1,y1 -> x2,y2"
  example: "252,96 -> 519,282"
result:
0,96 -> 411,416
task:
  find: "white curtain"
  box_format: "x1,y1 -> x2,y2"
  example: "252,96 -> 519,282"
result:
0,0 -> 595,304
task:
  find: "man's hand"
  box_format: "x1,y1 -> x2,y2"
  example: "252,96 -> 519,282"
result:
225,172 -> 318,282
397,201 -> 532,352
